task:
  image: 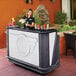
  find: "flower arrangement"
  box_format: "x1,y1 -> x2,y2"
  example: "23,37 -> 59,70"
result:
8,17 -> 16,26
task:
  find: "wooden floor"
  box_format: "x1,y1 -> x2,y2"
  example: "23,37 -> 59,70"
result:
0,48 -> 76,76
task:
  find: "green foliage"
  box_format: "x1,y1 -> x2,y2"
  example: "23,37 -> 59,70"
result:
51,0 -> 55,2
33,12 -> 41,25
15,9 -> 26,27
71,25 -> 76,30
55,11 -> 67,24
57,24 -> 76,32
69,20 -> 76,26
16,20 -> 25,27
17,9 -> 26,19
24,0 -> 27,1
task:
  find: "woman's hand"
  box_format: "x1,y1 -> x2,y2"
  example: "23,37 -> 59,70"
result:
26,24 -> 30,26
26,22 -> 34,27
19,19 -> 25,23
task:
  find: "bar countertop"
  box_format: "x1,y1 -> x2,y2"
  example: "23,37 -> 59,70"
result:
7,26 -> 57,34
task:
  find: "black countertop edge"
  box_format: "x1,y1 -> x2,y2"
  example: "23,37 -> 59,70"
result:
7,26 -> 57,33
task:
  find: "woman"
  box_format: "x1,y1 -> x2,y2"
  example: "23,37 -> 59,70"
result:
19,9 -> 35,29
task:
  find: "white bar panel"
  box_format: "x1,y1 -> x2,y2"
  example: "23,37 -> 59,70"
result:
9,29 -> 39,66
49,32 -> 56,66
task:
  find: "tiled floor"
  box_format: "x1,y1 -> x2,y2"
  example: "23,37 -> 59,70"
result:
0,48 -> 76,76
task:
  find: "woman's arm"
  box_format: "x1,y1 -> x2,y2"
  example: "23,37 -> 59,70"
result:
26,22 -> 34,27
19,19 -> 25,23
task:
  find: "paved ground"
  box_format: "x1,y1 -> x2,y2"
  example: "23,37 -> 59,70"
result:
0,48 -> 76,76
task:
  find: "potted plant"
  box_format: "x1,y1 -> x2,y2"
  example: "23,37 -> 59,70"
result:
15,9 -> 26,28
55,11 -> 67,24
